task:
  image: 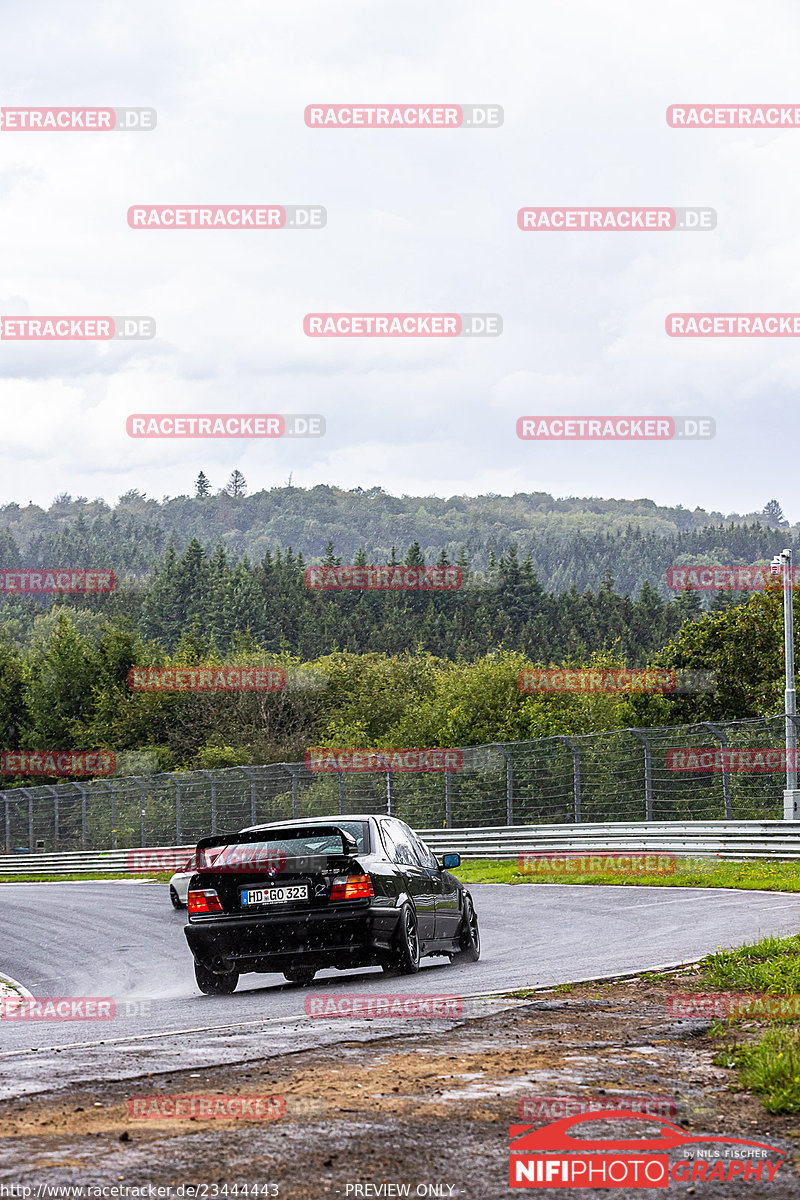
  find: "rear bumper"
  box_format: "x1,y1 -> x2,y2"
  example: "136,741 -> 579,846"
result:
184,902 -> 401,973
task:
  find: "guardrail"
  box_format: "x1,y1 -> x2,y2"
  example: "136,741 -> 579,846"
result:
421,820 -> 800,860
1,821 -> 799,874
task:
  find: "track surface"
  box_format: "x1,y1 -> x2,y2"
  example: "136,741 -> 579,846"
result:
2,879 -> 800,1098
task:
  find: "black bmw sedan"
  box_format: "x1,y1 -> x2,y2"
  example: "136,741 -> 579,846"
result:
183,814 -> 480,994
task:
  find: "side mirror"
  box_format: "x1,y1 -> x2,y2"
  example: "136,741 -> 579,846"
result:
440,853 -> 461,869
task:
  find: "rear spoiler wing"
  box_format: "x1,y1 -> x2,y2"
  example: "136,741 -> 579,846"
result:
193,825 -> 360,871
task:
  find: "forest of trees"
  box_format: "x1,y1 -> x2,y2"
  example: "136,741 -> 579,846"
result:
0,537 -> 709,662
0,583 -> 792,779
0,487 -> 795,783
0,485 -> 794,599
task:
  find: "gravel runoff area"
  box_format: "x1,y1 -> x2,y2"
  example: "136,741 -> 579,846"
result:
1,974 -> 798,1200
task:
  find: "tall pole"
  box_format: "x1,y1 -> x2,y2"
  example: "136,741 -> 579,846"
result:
776,549 -> 800,818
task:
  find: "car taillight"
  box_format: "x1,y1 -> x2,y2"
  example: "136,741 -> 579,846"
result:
188,888 -> 224,914
329,873 -> 374,901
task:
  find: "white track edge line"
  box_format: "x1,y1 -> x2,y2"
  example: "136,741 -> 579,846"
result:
0,969 -> 34,1001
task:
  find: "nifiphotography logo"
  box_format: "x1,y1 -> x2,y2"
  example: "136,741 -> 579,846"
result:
509,1112 -> 784,1188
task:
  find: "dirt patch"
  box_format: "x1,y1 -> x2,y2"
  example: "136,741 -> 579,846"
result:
1,977 -> 799,1197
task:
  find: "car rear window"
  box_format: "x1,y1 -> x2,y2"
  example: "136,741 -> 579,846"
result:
204,820 -> 370,867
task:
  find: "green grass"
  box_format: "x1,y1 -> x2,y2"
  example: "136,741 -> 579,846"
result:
452,857 -> 800,892
698,934 -> 800,1113
701,933 -> 800,994
0,871 -> 173,883
713,1028 -> 800,1113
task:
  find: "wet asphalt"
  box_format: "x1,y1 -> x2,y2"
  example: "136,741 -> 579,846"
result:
2,879 -> 800,1098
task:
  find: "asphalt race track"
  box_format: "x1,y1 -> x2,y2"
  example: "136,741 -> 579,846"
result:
3,879 -> 800,1100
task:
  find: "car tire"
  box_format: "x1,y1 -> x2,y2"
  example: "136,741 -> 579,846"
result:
194,961 -> 239,995
170,887 -> 182,910
452,895 -> 480,963
283,968 -> 316,986
391,904 -> 421,975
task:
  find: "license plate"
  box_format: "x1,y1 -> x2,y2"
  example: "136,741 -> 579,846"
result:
241,885 -> 309,906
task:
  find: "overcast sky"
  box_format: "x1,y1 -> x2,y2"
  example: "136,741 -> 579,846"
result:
1,0 -> 799,518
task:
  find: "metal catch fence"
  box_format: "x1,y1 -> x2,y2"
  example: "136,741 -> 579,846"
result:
0,715 -> 792,853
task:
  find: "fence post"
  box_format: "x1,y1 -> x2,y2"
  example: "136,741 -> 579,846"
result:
628,730 -> 653,821
135,778 -> 147,846
109,781 -> 117,850
491,746 -> 514,825
28,793 -> 34,851
175,778 -> 182,844
48,785 -> 59,851
239,767 -> 257,825
76,784 -> 87,850
338,770 -> 345,815
4,794 -> 10,853
489,748 -> 513,825
701,722 -> 732,819
558,736 -> 581,823
199,770 -> 218,834
280,766 -> 299,819
445,769 -> 453,828
386,771 -> 394,817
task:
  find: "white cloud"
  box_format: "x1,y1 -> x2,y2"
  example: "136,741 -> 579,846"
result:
1,0 -> 799,517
